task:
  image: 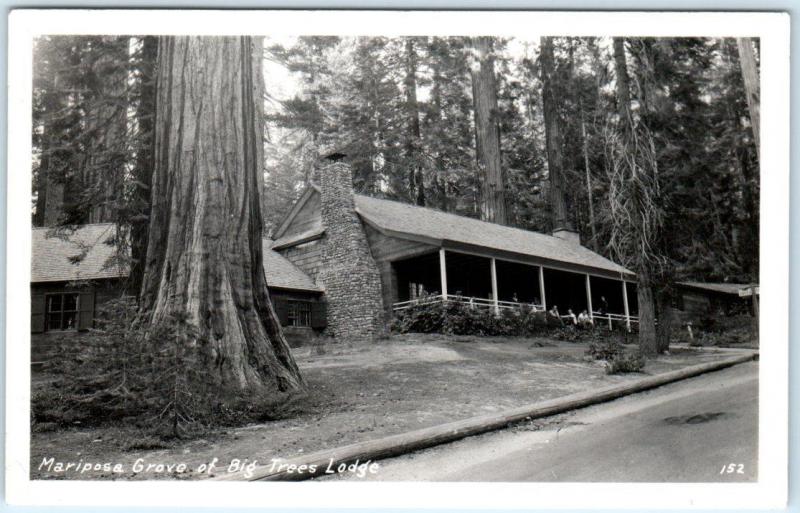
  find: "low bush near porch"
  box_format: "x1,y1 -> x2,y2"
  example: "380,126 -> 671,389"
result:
391,296 -> 637,343
390,299 -> 549,337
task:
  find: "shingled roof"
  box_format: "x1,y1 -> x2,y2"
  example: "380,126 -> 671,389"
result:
353,194 -> 634,277
261,240 -> 322,292
32,224 -> 127,283
32,224 -> 321,292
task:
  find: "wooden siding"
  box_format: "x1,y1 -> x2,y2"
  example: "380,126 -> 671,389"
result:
279,238 -> 325,284
30,279 -> 122,363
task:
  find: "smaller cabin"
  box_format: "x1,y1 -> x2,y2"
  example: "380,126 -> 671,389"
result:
675,281 -> 758,320
30,224 -> 326,363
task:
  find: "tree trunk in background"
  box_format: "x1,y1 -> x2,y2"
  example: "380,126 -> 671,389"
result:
129,36 -> 157,297
404,38 -> 425,206
470,37 -> 507,225
736,38 -> 760,161
84,36 -> 129,224
655,287 -> 675,353
613,38 -> 633,124
429,55 -> 449,212
33,68 -> 64,227
540,37 -> 573,233
140,36 -> 304,395
580,110 -> 598,250
612,37 -> 659,356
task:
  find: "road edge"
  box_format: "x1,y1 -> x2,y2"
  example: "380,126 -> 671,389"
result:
213,351 -> 758,482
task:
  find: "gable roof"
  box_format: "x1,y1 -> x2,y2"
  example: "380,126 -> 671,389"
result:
353,194 -> 634,277
32,224 -> 128,283
261,240 -> 322,292
272,185 -> 321,240
677,281 -> 757,296
32,224 -> 321,292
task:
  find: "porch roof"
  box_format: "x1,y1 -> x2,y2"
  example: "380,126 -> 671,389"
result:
354,195 -> 634,278
676,281 -> 756,296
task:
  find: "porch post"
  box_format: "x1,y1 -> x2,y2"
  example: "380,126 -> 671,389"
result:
585,274 -> 593,320
490,257 -> 499,315
439,248 -> 448,300
539,266 -> 547,311
622,280 -> 631,332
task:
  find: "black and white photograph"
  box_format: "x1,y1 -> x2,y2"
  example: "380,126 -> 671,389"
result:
4,9 -> 790,510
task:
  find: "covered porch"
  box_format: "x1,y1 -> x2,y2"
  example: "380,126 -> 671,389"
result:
391,249 -> 638,329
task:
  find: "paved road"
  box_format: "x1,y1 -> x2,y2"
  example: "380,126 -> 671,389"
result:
329,361 -> 758,482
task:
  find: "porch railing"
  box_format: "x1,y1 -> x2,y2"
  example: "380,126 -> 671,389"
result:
391,295 -> 639,325
592,311 -> 640,324
392,294 -> 545,313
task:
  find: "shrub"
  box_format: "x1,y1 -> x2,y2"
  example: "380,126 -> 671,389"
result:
391,297 -> 550,337
586,337 -> 624,360
32,298 -> 310,438
605,351 -> 646,374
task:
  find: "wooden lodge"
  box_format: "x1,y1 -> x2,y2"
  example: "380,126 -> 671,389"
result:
30,158 -> 639,350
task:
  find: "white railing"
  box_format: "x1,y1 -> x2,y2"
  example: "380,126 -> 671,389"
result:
592,311 -> 640,324
392,294 -> 545,313
392,297 -> 639,324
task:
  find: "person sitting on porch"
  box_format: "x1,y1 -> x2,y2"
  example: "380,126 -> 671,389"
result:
566,308 -> 578,325
547,305 -> 563,326
578,310 -> 593,327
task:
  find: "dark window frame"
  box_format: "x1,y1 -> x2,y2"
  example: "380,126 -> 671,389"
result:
45,292 -> 80,331
287,300 -> 312,327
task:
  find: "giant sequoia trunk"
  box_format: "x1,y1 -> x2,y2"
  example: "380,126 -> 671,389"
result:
736,38 -> 760,161
612,37 -> 660,356
140,36 -> 304,395
540,37 -> 573,233
470,37 -> 507,225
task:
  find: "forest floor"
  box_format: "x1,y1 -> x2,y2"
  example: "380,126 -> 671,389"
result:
29,333 -> 747,480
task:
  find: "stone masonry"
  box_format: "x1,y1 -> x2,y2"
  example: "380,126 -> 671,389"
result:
316,160 -> 385,341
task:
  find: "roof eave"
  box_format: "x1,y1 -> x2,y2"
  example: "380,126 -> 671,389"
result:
357,209 -> 635,280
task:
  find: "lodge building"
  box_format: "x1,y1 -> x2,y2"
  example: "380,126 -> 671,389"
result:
31,157 -> 639,355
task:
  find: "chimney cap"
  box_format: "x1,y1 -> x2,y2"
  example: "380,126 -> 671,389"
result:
552,228 -> 581,245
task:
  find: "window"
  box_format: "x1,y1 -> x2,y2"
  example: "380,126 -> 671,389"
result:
46,293 -> 79,331
287,300 -> 312,327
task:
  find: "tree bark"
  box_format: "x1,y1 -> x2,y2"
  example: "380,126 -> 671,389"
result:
33,65 -> 64,227
470,37 -> 507,225
540,37 -> 573,233
429,50 -> 449,211
612,37 -> 659,356
580,109 -> 598,250
129,36 -> 157,297
140,36 -> 304,396
736,38 -> 760,161
404,37 -> 425,206
613,38 -> 634,125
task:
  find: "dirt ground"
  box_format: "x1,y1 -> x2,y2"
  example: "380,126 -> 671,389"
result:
29,334 -> 744,480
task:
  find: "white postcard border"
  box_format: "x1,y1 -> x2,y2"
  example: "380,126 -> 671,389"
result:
5,9 -> 790,509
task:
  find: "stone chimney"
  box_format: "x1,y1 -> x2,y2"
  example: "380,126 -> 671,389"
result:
553,228 -> 581,245
316,155 -> 385,341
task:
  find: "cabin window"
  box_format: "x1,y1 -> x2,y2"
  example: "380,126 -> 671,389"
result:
45,293 -> 79,331
287,300 -> 312,327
